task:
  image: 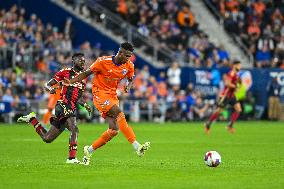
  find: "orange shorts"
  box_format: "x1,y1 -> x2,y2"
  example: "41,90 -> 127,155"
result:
92,90 -> 119,118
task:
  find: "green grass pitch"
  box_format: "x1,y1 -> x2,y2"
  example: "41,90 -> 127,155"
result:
1,121 -> 284,189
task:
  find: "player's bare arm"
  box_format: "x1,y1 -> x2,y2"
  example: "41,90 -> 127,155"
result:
64,69 -> 93,85
44,79 -> 58,94
124,77 -> 134,93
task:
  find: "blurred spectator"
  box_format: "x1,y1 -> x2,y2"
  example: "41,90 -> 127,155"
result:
208,0 -> 284,68
191,97 -> 209,120
167,62 -> 181,87
256,46 -> 271,68
165,101 -> 183,122
2,88 -> 14,104
95,0 -> 229,66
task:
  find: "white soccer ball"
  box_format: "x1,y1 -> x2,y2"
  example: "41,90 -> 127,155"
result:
204,151 -> 221,167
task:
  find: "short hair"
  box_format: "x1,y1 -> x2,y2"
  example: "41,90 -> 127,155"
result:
72,53 -> 84,60
232,59 -> 241,65
120,42 -> 134,52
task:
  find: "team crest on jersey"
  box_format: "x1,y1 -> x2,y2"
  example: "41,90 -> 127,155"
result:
104,100 -> 110,105
122,69 -> 127,75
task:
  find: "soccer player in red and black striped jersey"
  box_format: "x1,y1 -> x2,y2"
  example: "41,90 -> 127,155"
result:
204,60 -> 242,134
17,53 -> 91,164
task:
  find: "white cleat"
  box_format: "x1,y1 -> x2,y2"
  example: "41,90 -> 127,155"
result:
66,158 -> 81,164
81,146 -> 92,165
136,142 -> 150,157
17,112 -> 36,123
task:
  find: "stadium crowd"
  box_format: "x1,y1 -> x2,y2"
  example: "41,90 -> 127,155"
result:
207,0 -> 284,68
0,4 -> 256,123
95,0 -> 232,68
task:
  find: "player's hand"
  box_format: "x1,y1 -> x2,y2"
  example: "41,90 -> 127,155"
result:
44,86 -> 57,94
62,78 -> 71,86
49,87 -> 57,94
84,103 -> 92,116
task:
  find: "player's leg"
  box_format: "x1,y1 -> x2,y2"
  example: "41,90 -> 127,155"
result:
42,123 -> 64,143
82,116 -> 118,165
17,112 -> 63,143
107,105 -> 150,156
204,107 -> 223,133
87,116 -> 118,150
227,102 -> 242,133
65,117 -> 80,164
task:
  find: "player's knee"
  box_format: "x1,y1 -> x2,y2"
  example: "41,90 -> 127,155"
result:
108,128 -> 118,137
114,110 -> 122,119
108,105 -> 122,118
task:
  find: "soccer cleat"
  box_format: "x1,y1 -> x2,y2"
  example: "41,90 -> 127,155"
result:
66,158 -> 80,164
227,126 -> 236,134
204,127 -> 210,135
81,146 -> 92,165
136,142 -> 150,157
204,122 -> 211,134
17,112 -> 36,123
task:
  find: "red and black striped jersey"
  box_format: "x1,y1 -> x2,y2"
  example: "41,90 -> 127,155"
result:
53,68 -> 87,110
221,70 -> 239,98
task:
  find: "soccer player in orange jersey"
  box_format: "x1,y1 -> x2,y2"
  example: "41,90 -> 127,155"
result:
64,42 -> 150,165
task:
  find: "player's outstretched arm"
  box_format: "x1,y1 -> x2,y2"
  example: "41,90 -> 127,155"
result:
66,69 -> 93,84
44,79 -> 58,94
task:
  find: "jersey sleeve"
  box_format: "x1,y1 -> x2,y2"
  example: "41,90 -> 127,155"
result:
53,70 -> 66,82
226,71 -> 233,82
90,58 -> 102,73
126,62 -> 135,78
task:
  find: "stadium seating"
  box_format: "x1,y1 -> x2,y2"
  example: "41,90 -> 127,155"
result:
205,0 -> 284,68
79,0 -> 232,68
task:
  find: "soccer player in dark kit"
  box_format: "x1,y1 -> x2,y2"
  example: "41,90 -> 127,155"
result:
204,60 -> 242,134
17,53 -> 92,164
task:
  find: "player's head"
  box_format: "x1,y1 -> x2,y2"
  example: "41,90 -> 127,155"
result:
116,42 -> 134,64
72,53 -> 85,71
232,59 -> 241,72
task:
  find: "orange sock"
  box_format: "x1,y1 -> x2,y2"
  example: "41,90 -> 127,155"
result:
91,129 -> 118,150
42,111 -> 52,125
116,112 -> 136,143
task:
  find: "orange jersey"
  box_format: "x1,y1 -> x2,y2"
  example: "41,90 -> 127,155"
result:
90,56 -> 134,95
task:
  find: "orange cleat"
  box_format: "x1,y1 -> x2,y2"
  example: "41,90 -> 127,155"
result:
204,126 -> 210,135
226,126 -> 236,134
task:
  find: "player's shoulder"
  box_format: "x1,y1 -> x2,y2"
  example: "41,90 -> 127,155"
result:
56,67 -> 72,75
226,70 -> 233,77
96,55 -> 113,63
127,60 -> 134,68
59,67 -> 72,72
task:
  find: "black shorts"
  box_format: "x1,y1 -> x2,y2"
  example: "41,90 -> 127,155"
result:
217,96 -> 238,108
50,101 -> 76,131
